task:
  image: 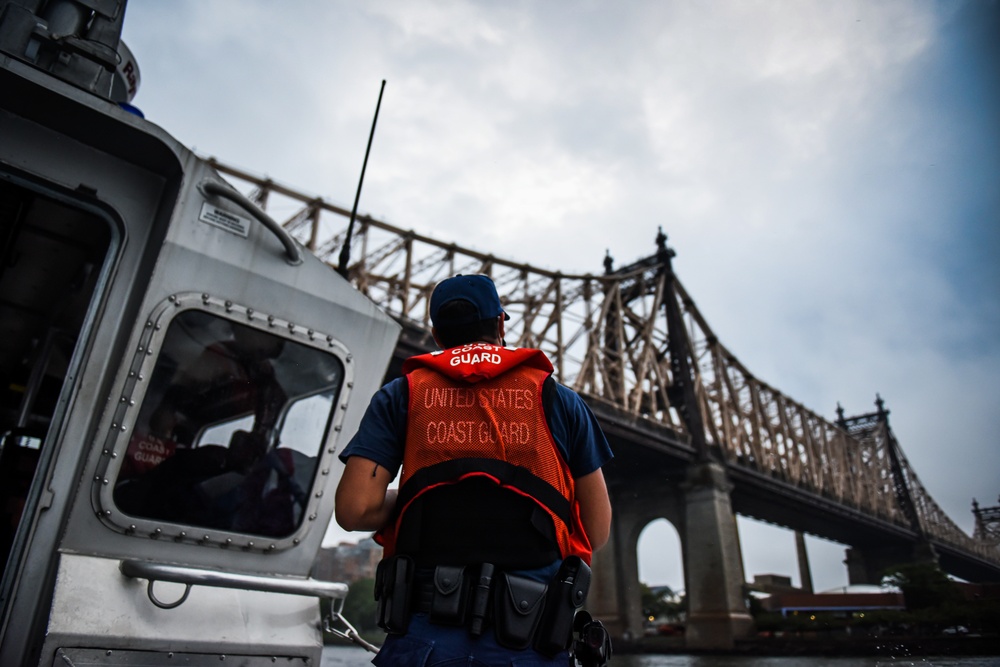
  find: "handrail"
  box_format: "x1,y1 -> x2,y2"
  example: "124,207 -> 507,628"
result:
119,559 -> 347,608
121,559 -> 379,653
199,179 -> 303,265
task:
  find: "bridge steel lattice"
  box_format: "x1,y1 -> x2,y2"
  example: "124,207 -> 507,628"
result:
208,159 -> 999,575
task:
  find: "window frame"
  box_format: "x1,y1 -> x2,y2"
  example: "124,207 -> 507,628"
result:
92,292 -> 356,551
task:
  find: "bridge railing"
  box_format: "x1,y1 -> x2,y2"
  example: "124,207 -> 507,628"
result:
206,159 -> 674,406
208,159 -> 998,567
675,274 -> 997,562
679,286 -> 905,520
892,437 -> 999,561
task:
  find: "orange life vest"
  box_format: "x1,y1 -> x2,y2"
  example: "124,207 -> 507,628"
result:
374,343 -> 593,565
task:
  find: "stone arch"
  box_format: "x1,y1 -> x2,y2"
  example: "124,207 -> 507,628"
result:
592,462 -> 755,650
637,518 -> 684,596
589,478 -> 686,643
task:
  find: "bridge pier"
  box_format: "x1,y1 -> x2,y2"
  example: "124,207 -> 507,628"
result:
681,461 -> 754,650
591,461 -> 754,651
589,506 -> 643,646
590,479 -> 683,646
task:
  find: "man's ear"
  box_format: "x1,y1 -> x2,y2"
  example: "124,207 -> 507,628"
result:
432,326 -> 444,349
498,317 -> 506,343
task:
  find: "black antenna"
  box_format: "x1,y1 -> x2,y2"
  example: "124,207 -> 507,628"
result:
337,79 -> 386,279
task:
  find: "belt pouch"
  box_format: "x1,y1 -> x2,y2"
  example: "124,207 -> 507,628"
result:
430,565 -> 468,626
374,555 -> 414,633
535,556 -> 591,655
494,573 -> 548,650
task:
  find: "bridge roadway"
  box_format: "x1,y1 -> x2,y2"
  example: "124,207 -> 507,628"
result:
391,320 -> 1000,588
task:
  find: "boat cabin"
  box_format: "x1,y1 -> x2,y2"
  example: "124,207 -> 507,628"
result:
0,1 -> 400,664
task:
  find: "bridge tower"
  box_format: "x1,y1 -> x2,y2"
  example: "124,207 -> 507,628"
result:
972,497 -> 1000,546
590,231 -> 753,650
837,397 -> 938,584
658,231 -> 753,649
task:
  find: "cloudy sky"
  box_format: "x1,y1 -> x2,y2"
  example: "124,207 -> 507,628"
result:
121,0 -> 998,592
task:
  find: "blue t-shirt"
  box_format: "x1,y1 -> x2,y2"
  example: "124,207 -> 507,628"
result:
339,375 -> 613,479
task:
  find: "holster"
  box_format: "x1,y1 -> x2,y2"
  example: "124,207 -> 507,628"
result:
374,555 -> 414,633
534,556 -> 591,655
493,573 -> 549,650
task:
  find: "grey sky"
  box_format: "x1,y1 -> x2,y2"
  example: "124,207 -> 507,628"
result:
121,0 -> 999,592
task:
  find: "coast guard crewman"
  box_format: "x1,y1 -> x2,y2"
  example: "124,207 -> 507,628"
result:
336,274 -> 613,666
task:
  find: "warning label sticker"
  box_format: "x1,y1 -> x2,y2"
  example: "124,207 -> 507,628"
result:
199,203 -> 250,238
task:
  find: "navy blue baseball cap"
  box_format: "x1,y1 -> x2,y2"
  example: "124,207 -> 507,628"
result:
430,275 -> 510,327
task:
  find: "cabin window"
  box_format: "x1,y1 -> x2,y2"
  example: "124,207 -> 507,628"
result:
112,309 -> 344,539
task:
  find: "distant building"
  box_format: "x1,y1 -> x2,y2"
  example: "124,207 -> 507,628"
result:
748,574 -> 906,618
762,584 -> 905,617
750,574 -> 800,596
313,537 -> 382,583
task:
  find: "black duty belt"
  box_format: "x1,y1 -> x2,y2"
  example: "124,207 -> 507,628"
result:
375,556 -> 592,656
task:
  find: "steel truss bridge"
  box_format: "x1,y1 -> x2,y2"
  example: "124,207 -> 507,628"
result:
209,159 -> 1000,582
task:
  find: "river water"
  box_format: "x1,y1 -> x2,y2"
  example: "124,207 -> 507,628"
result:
321,645 -> 999,666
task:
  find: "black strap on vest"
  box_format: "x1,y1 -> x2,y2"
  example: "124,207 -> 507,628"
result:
395,457 -> 572,525
395,478 -> 561,567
